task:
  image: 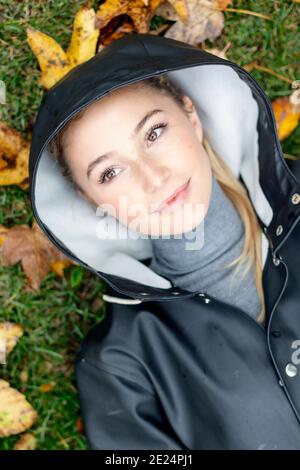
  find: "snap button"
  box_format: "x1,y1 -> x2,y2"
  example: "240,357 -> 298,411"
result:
271,330 -> 281,337
204,298 -> 211,304
276,225 -> 283,236
272,255 -> 280,266
291,193 -> 300,205
285,362 -> 297,377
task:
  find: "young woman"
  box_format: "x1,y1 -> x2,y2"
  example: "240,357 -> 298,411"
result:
29,33 -> 300,450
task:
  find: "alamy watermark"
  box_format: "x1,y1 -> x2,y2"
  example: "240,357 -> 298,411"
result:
291,339 -> 300,366
94,198 -> 206,251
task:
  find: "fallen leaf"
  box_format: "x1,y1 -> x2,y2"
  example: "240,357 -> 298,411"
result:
0,221 -> 73,290
66,6 -> 100,68
156,0 -> 232,45
0,122 -> 29,188
20,370 -> 29,384
272,90 -> 300,141
26,5 -> 99,89
203,42 -> 231,59
13,432 -> 37,450
95,0 -> 188,34
97,18 -> 135,48
0,379 -> 37,437
76,416 -> 84,434
0,322 -> 24,358
0,225 -> 9,246
39,381 -> 56,393
50,260 -> 73,277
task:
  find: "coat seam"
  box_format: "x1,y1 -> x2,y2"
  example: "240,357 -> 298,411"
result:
77,357 -> 157,397
137,35 -> 151,58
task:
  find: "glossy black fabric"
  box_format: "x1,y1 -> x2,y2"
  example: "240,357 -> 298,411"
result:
29,33 -> 300,450
75,277 -> 300,450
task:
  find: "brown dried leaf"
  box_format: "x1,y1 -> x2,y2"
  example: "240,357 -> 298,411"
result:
0,221 -> 73,290
97,19 -> 135,48
14,432 -> 37,450
156,0 -> 232,45
203,42 -> 231,59
76,416 -> 84,434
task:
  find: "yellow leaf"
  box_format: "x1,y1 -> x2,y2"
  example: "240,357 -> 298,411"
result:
39,381 -> 56,393
50,260 -> 72,277
0,322 -> 24,357
272,96 -> 300,141
27,26 -> 71,89
0,122 -> 29,188
95,0 -> 186,34
0,380 -> 37,437
66,6 -> 99,68
26,6 -> 99,89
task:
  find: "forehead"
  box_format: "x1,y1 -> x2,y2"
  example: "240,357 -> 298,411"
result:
65,85 -> 175,139
85,84 -> 169,117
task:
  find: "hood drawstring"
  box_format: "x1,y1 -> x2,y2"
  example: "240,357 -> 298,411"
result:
102,294 -> 143,305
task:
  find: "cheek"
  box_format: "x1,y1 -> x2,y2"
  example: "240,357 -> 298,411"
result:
169,131 -> 201,167
102,191 -> 147,227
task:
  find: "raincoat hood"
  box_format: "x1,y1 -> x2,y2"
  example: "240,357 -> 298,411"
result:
29,33 -> 299,302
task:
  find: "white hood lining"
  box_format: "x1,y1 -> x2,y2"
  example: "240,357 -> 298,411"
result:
35,64 -> 273,289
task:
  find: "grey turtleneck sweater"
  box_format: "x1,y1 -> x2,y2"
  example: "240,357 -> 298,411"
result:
149,173 -> 261,320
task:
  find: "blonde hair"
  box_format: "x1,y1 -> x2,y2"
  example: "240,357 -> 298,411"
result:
50,74 -> 266,326
202,133 -> 266,326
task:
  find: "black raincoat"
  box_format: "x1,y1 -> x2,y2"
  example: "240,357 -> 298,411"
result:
29,33 -> 300,450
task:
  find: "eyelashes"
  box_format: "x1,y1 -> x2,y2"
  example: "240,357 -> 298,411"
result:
145,121 -> 168,144
98,121 -> 168,184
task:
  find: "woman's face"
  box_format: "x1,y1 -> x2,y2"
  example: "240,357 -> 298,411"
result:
61,84 -> 212,237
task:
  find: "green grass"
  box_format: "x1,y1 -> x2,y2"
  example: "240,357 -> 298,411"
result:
0,0 -> 299,450
0,263 -> 105,450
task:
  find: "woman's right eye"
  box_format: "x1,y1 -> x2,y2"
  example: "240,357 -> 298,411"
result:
98,167 -> 122,184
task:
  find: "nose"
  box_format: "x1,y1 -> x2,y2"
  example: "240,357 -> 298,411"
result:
141,162 -> 171,194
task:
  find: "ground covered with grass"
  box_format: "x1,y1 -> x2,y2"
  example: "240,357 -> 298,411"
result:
0,0 -> 299,450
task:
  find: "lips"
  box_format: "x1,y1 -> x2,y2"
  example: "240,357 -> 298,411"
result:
155,178 -> 191,213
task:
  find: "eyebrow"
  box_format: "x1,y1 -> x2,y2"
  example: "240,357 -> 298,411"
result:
86,108 -> 163,179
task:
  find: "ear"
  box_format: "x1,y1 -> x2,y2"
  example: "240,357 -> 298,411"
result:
182,95 -> 203,143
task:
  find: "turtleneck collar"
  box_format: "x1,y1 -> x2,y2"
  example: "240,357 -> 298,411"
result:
148,172 -> 262,321
149,172 -> 244,276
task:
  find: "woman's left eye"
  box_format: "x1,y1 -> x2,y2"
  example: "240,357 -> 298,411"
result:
146,122 -> 167,144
